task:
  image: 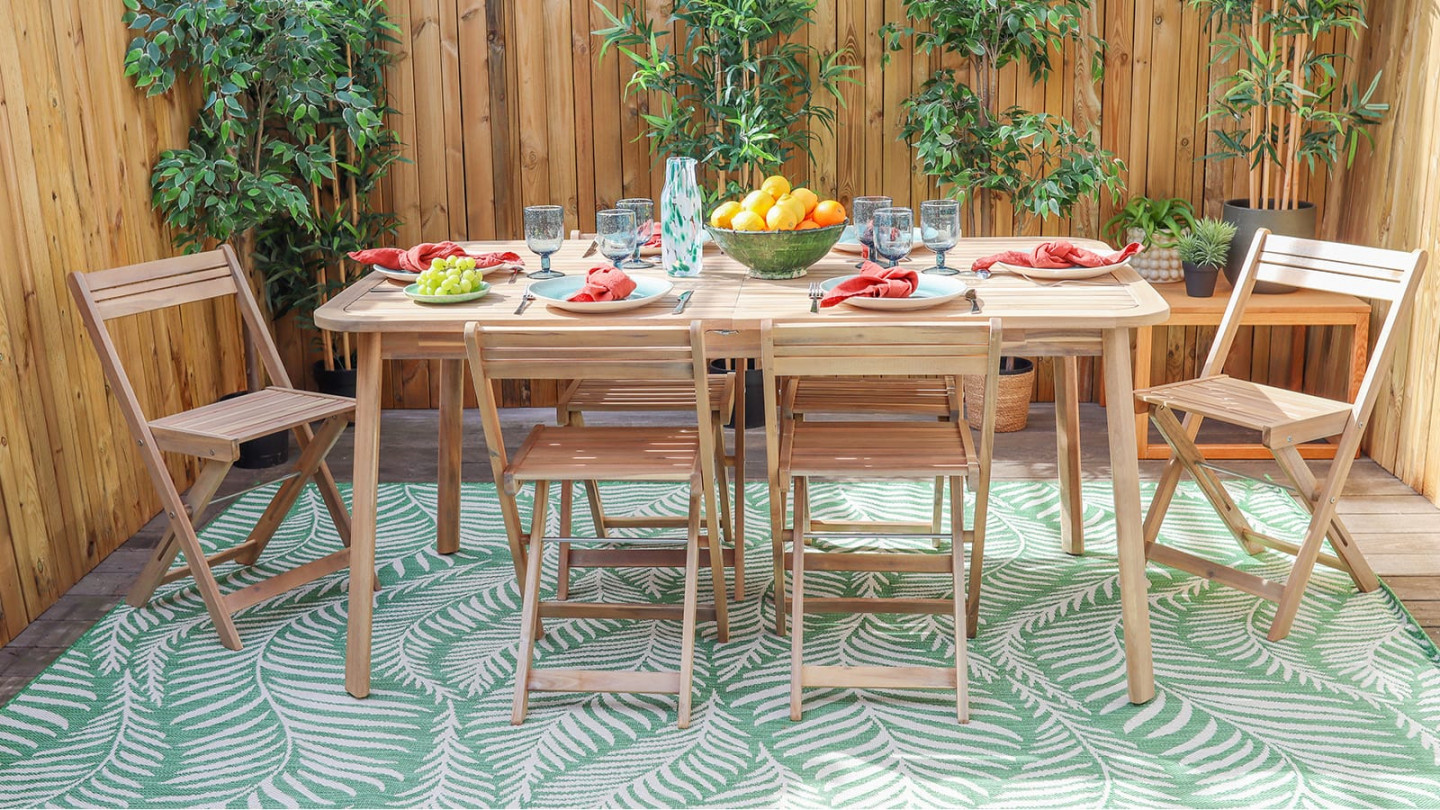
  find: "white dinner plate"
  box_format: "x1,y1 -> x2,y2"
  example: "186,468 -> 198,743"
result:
832,225 -> 925,255
990,260 -> 1129,281
819,273 -> 968,311
528,274 -> 674,313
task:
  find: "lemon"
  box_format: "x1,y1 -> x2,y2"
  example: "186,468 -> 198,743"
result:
760,175 -> 791,199
775,193 -> 806,223
766,204 -> 800,231
790,187 -> 819,216
730,210 -> 768,231
741,190 -> 775,219
710,201 -> 744,229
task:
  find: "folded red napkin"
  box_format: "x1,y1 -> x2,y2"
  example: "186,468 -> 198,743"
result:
971,240 -> 1142,273
473,251 -> 524,269
820,262 -> 919,307
348,241 -> 470,273
645,232 -> 662,248
568,266 -> 638,302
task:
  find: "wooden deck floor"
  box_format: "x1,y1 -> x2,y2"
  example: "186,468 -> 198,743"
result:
2,403 -> 1436,703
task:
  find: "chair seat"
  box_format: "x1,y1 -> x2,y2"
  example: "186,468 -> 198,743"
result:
783,422 -> 970,477
149,387 -> 355,461
508,425 -> 701,483
791,377 -> 955,417
560,376 -> 734,415
1136,375 -> 1352,448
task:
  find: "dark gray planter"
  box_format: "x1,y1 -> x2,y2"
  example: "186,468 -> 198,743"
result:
1221,199 -> 1315,294
1183,261 -> 1220,298
314,361 -> 357,399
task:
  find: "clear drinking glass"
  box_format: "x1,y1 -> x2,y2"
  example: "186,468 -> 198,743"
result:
616,198 -> 655,269
872,207 -> 914,268
596,209 -> 638,269
851,195 -> 893,268
920,199 -> 961,275
524,205 -> 565,279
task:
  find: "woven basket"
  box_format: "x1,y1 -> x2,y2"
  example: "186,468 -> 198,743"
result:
964,358 -> 1035,433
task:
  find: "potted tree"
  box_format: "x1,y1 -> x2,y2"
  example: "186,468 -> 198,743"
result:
1103,197 -> 1199,283
881,0 -> 1125,431
1197,0 -> 1388,292
1176,218 -> 1239,298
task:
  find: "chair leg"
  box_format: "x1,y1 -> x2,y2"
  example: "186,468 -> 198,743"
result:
732,368 -> 747,601
1272,446 -> 1379,592
700,468 -> 730,643
240,414 -> 350,565
769,478 -> 788,636
1149,406 -> 1259,555
932,475 -> 945,550
1268,468 -> 1353,641
557,483 -> 574,601
512,482 -> 549,725
966,478 -> 986,636
790,476 -> 809,721
714,422 -> 734,550
950,475 -> 969,723
678,484 -> 703,729
128,459 -> 233,609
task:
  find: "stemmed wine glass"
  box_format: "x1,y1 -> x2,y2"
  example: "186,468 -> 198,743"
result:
524,205 -> 565,279
595,209 -> 638,270
872,207 -> 914,268
616,198 -> 655,269
851,195 -> 893,268
920,199 -> 961,275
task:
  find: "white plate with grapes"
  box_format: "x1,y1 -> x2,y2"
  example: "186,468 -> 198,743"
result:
404,281 -> 491,305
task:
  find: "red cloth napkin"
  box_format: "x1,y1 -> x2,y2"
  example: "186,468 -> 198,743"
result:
971,241 -> 1142,273
568,266 -> 638,302
820,262 -> 919,307
348,241 -> 470,273
473,251 -> 524,269
644,232 -> 662,248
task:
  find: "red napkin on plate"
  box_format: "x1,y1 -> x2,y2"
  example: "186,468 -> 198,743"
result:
474,251 -> 524,269
644,232 -> 662,248
821,262 -> 919,307
348,241 -> 469,273
971,240 -> 1142,273
568,266 -> 638,302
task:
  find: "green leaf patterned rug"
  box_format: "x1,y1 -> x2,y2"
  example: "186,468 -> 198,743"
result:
1,480 -> 1437,807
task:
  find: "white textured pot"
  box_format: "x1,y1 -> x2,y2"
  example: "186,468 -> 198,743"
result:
1126,226 -> 1185,283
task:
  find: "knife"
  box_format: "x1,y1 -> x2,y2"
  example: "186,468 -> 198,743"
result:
672,290 -> 694,314
581,237 -> 599,259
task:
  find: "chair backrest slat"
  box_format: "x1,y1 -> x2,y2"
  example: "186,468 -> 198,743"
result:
766,322 -> 996,379
83,252 -> 240,320
469,325 -> 699,382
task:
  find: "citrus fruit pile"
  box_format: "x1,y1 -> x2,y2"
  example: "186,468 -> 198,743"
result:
709,176 -> 846,232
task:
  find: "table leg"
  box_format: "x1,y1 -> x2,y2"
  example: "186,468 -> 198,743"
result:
732,359 -> 746,601
1102,328 -> 1155,705
1054,356 -> 1084,556
437,358 -> 464,555
345,332 -> 382,699
1132,324 -> 1154,459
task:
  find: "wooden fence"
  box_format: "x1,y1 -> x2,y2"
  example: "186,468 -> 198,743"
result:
0,0 -> 1434,645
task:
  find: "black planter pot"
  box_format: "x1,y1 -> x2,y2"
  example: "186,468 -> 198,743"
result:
1183,261 -> 1221,298
219,392 -> 290,469
708,360 -> 765,429
1221,199 -> 1315,294
314,362 -> 358,399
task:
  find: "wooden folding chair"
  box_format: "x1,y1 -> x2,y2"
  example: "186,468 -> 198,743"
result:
1137,229 -> 1428,640
68,246 -> 355,651
466,322 -> 729,729
762,320 -> 1002,722
551,369 -> 746,600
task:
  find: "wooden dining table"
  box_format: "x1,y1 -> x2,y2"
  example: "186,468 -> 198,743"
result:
315,236 -> 1171,706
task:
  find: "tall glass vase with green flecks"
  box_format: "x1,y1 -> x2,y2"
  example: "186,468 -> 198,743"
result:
660,156 -> 703,277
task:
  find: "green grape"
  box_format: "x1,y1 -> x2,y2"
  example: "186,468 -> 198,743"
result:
430,258 -> 445,270
461,257 -> 477,271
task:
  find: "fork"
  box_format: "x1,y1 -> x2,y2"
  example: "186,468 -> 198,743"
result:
808,282 -> 823,313
514,288 -> 536,315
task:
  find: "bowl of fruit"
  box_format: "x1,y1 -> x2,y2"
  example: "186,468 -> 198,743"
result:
405,256 -> 491,304
704,176 -> 848,279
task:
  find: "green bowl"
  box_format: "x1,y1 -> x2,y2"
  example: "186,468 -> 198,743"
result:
705,221 -> 847,279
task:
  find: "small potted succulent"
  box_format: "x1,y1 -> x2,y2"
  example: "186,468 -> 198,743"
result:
1103,197 -> 1199,283
1175,218 -> 1238,298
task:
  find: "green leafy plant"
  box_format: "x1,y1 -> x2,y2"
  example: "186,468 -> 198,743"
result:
1196,0 -> 1388,211
880,0 -> 1124,235
1176,218 -> 1239,267
594,0 -> 857,204
1103,197 -> 1200,248
122,0 -> 402,370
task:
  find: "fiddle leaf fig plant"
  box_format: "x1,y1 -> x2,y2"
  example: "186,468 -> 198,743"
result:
881,0 -> 1124,235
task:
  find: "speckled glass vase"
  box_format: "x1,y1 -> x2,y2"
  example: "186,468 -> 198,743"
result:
660,156 -> 703,277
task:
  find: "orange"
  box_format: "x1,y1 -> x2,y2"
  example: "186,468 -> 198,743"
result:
709,201 -> 743,229
774,193 -> 806,223
760,175 -> 791,199
796,218 -> 821,230
741,190 -> 775,219
791,187 -> 819,216
812,199 -> 846,227
766,204 -> 800,231
730,210 -> 767,231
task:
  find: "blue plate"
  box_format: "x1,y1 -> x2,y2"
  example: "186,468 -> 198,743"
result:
818,273 -> 968,310
527,274 -> 675,313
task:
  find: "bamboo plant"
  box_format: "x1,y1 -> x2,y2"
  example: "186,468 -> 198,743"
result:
594,0 -> 857,205
1196,0 -> 1388,211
